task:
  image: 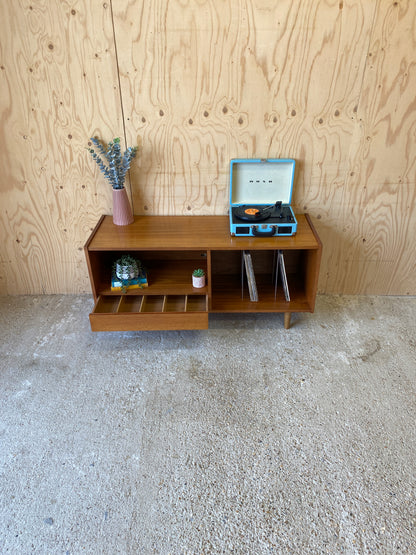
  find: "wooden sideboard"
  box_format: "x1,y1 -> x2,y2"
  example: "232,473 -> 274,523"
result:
84,214 -> 322,331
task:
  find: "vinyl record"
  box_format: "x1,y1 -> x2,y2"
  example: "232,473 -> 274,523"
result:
234,206 -> 271,222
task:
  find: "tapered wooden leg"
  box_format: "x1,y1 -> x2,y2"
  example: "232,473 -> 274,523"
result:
284,312 -> 291,329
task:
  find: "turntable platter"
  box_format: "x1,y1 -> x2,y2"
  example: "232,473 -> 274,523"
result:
234,206 -> 271,222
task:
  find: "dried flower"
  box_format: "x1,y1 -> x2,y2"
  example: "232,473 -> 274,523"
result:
88,137 -> 138,189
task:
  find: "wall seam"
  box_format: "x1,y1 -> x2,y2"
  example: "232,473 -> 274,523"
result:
109,0 -> 134,209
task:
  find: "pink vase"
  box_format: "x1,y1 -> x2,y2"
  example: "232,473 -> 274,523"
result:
112,188 -> 134,226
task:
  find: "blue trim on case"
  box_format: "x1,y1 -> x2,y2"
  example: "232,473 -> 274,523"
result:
229,158 -> 297,236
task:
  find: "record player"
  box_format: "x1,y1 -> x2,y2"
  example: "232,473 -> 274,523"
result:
229,158 -> 297,237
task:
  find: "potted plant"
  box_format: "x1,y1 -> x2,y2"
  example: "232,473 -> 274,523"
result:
192,268 -> 206,288
112,254 -> 147,293
88,136 -> 138,226
115,254 -> 140,280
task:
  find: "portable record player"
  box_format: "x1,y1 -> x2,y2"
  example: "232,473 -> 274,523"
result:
229,158 -> 297,237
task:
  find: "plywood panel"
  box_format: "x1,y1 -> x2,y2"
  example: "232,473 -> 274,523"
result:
113,0 -> 375,215
0,0 -> 123,294
322,0 -> 416,294
0,0 -> 415,295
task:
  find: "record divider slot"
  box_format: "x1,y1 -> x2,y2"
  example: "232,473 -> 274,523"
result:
161,295 -> 189,312
117,295 -> 144,313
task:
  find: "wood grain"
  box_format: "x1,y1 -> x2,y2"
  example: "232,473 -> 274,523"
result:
0,0 -> 123,294
0,0 -> 415,295
323,0 -> 416,294
113,0 -> 376,215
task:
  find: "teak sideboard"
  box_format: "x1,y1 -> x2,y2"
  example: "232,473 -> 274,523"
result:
84,214 -> 322,331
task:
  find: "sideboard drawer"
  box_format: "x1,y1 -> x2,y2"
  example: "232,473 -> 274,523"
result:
89,294 -> 208,331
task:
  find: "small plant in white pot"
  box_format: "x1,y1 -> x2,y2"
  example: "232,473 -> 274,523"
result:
192,268 -> 206,288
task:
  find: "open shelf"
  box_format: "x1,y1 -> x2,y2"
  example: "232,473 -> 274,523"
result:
87,250 -> 208,297
210,249 -> 314,312
210,274 -> 310,312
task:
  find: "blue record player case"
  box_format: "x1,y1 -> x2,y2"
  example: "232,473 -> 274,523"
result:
229,158 -> 297,237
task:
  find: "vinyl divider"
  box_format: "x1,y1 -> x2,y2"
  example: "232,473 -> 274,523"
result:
108,293 -> 208,315
117,296 -> 127,313
115,296 -> 123,313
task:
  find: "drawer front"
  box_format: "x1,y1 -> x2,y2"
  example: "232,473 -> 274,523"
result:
89,311 -> 208,331
89,295 -> 208,331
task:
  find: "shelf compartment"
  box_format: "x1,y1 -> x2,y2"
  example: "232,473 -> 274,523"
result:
210,249 -> 315,313
89,251 -> 208,297
164,295 -> 186,312
187,295 -> 208,312
94,295 -> 122,313
119,296 -> 143,312
89,294 -> 208,331
210,274 -> 311,312
141,295 -> 165,312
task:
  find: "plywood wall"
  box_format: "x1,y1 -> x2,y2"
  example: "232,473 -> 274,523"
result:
0,0 -> 415,295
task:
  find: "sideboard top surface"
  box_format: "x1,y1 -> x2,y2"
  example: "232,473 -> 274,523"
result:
86,214 -> 320,251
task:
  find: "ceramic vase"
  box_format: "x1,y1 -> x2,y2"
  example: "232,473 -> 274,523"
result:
112,188 -> 134,226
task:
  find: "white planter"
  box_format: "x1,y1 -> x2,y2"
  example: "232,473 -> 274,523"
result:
116,263 -> 138,280
192,275 -> 206,288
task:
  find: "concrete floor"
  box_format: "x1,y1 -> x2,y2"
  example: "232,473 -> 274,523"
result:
0,294 -> 415,554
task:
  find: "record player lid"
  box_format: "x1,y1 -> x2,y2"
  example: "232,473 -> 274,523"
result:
230,158 -> 295,205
